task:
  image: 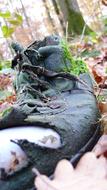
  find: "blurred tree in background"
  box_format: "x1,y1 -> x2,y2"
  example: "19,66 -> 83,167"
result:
0,0 -> 106,61
56,0 -> 92,34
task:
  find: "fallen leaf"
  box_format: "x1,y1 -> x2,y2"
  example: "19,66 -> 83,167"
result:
98,102 -> 107,114
35,153 -> 107,190
93,135 -> 107,157
101,114 -> 107,134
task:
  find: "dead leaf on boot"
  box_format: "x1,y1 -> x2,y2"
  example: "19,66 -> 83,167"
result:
35,154 -> 107,190
93,135 -> 107,157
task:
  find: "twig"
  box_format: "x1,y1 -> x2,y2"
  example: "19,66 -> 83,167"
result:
80,24 -> 87,45
97,77 -> 106,99
65,21 -> 68,42
76,23 -> 87,58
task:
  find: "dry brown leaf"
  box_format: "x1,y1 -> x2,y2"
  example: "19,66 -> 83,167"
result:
35,153 -> 107,190
93,135 -> 107,157
0,72 -> 16,116
102,0 -> 107,6
0,74 -> 12,90
98,102 -> 107,113
92,67 -> 103,83
101,114 -> 107,133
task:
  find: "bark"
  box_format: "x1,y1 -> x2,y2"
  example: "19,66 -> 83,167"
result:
42,0 -> 58,34
51,0 -> 66,33
19,0 -> 35,40
56,0 -> 92,35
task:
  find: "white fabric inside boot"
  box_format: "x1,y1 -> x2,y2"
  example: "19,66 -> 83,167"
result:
0,126 -> 61,178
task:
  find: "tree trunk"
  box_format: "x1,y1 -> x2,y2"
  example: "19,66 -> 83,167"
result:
56,0 -> 92,35
19,0 -> 35,40
51,0 -> 66,33
42,0 -> 58,34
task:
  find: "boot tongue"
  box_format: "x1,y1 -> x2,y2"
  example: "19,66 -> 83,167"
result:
45,35 -> 61,46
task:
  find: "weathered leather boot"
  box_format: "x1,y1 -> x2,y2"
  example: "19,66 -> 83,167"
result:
0,35 -> 101,190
